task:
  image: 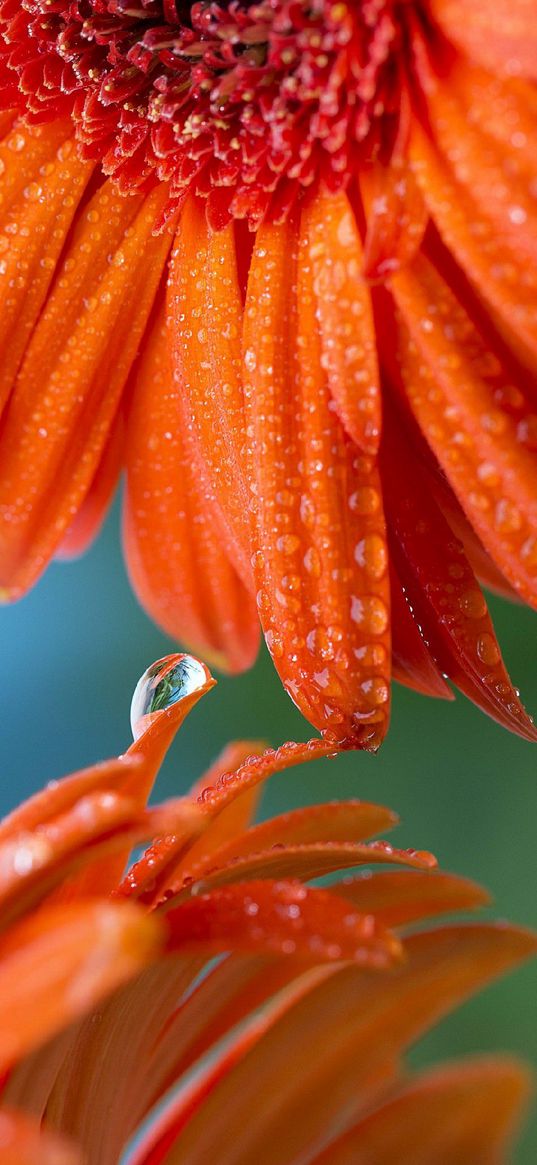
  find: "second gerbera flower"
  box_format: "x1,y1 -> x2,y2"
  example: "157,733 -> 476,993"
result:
0,2 -> 536,746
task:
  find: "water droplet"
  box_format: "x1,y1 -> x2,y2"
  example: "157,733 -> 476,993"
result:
458,590 -> 487,619
476,633 -> 501,666
130,654 -> 208,740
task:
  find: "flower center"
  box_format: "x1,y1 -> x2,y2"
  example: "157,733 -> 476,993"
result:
0,1 -> 406,225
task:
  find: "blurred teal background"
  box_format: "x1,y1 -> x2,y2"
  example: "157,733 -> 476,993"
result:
1,497 -> 536,1160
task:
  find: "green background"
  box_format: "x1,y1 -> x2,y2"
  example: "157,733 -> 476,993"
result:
1,498 -> 535,1160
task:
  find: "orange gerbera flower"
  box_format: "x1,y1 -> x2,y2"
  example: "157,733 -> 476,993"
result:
0,3 -> 537,748
0,653 -> 534,1165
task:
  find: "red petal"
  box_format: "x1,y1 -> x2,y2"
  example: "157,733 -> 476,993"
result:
123,305 -> 260,674
164,880 -> 402,967
382,416 -> 537,740
390,566 -> 454,699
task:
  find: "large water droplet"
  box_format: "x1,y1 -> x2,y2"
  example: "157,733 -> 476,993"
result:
130,654 -> 208,740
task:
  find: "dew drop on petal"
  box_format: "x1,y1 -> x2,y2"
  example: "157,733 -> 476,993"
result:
130,654 -> 208,740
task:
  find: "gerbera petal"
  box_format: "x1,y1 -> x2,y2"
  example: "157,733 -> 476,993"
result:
391,255 -> 537,607
390,566 -> 454,699
382,417 -> 537,740
312,1057 -> 530,1164
301,189 -> 382,454
0,1109 -> 80,1165
339,869 -> 489,929
0,119 -> 92,413
57,410 -> 124,560
164,881 -> 402,967
180,841 -> 436,892
123,306 -> 260,674
130,923 -> 536,1165
0,181 -> 171,599
429,0 -> 537,79
0,901 -> 162,1073
410,118 -> 537,375
166,196 -> 252,585
243,218 -> 391,746
360,159 -> 428,283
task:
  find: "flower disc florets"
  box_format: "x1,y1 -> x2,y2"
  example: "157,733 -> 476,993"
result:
0,0 -> 405,225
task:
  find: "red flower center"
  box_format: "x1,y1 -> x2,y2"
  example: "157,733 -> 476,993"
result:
0,1 -> 409,223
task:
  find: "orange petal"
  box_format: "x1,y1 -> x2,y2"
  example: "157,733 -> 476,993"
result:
390,566 -> 454,700
123,306 -> 260,674
0,901 -> 162,1073
313,1057 -> 531,1164
163,880 -> 402,966
196,738 -> 337,814
339,869 -> 489,929
0,1109 -> 80,1165
0,182 -> 171,599
182,841 -> 436,893
302,190 -> 382,453
391,254 -> 537,607
361,159 -> 428,283
0,120 -> 93,415
382,416 -> 537,740
243,217 -> 391,746
57,410 -> 124,560
410,117 -> 537,375
132,923 -> 537,1165
166,196 -> 252,585
429,0 -> 537,79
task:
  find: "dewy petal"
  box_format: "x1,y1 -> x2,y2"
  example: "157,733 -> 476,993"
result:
0,900 -> 162,1073
301,190 -> 382,454
131,923 -> 536,1165
429,0 -> 537,79
243,217 -> 390,747
0,1108 -> 80,1165
391,255 -> 537,608
382,416 -> 537,741
361,159 -> 428,283
163,880 -> 402,967
0,181 -> 171,599
390,566 -> 454,700
124,306 -> 259,675
58,411 -> 124,560
166,196 -> 253,586
0,119 -> 93,415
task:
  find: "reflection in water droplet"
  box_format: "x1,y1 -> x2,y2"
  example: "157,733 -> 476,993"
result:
130,654 -> 208,740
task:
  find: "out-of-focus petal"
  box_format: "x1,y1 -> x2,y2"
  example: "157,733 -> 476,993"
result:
429,0 -> 537,79
390,566 -> 454,699
311,1057 -> 531,1164
124,307 -> 259,674
0,901 -> 162,1073
0,1108 -> 80,1165
128,923 -> 536,1165
338,869 -> 489,929
0,182 -> 171,599
243,217 -> 390,746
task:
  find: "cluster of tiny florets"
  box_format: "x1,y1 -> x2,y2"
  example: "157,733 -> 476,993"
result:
0,0 -> 405,225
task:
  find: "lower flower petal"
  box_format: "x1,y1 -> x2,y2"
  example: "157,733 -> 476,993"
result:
0,181 -> 171,598
0,901 -> 162,1074
243,217 -> 391,747
312,1057 -> 530,1164
0,1108 -> 80,1165
339,869 -> 489,929
123,308 -> 260,675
